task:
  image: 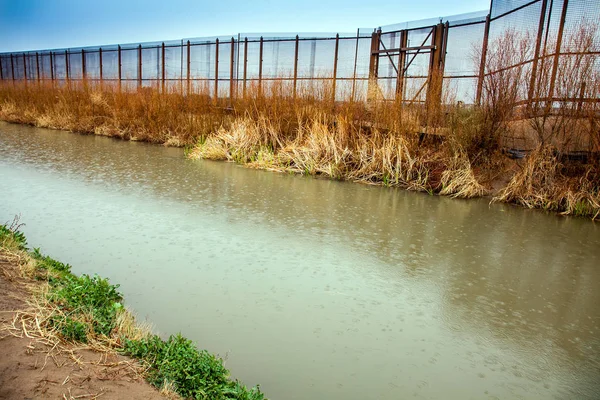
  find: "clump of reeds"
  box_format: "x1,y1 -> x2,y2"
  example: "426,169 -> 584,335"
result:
493,147 -> 600,218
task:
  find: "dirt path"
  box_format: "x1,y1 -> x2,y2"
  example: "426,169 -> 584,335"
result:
0,254 -> 167,400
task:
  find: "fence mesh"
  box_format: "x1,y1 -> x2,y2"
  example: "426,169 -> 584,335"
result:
0,0 -> 597,108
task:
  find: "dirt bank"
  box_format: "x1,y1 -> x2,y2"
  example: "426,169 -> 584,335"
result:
0,250 -> 167,400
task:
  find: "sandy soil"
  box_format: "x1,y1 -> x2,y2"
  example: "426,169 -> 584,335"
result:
0,253 -> 167,400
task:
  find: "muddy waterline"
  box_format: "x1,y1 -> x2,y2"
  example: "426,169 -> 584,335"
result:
1,122 -> 599,399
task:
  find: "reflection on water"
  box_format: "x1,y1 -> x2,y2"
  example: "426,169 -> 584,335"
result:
1,121 -> 599,399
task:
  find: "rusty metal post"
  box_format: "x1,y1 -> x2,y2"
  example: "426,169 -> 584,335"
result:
81,49 -> 86,81
137,44 -> 142,89
10,54 -> 15,82
50,52 -> 54,83
118,45 -> 122,91
230,37 -> 235,102
528,0 -> 549,106
65,50 -> 70,82
161,42 -> 165,92
476,15 -> 491,106
36,52 -> 40,82
293,35 -> 299,99
332,34 -> 339,103
186,40 -> 191,95
214,38 -> 219,100
351,29 -> 360,102
367,29 -> 381,100
243,38 -> 248,98
425,23 -> 446,125
23,53 -> 28,81
99,48 -> 103,83
396,29 -> 408,103
258,36 -> 263,97
547,0 -> 568,107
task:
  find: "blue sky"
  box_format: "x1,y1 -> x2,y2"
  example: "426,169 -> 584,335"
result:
0,0 -> 490,52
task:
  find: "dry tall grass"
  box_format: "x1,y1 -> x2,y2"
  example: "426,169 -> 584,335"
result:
1,27 -> 599,219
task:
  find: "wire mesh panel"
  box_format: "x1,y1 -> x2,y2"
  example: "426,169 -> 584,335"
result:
85,51 -> 101,79
53,53 -> 67,80
101,50 -> 119,80
69,51 -> 83,80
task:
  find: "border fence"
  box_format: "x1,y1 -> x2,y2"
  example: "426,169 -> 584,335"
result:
0,0 -> 598,111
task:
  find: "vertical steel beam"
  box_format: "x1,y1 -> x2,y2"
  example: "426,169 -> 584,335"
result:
230,37 -> 235,102
214,38 -> 219,100
186,40 -> 191,94
243,38 -> 248,98
258,36 -> 264,96
0,56 -> 3,81
425,23 -> 446,124
138,44 -> 142,89
10,54 -> 15,82
81,49 -> 86,81
332,34 -> 339,103
476,15 -> 491,105
65,50 -> 70,81
528,0 -> 549,105
396,29 -> 408,102
293,35 -> 299,99
161,42 -> 165,92
547,0 -> 568,106
23,53 -> 28,81
36,52 -> 40,82
99,48 -> 103,82
118,45 -> 122,91
50,52 -> 54,83
351,29 -> 360,102
367,29 -> 381,100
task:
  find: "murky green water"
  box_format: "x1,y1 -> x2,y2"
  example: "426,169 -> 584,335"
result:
1,121 -> 599,399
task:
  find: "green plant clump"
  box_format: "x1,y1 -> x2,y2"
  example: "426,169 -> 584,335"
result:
124,334 -> 264,400
0,222 -> 267,399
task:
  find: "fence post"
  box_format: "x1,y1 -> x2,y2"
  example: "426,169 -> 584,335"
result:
243,38 -> 248,98
230,37 -> 235,102
351,29 -> 360,102
395,29 -> 408,103
367,29 -> 381,100
99,48 -> 103,84
10,54 -> 15,82
81,49 -> 86,82
293,35 -> 299,99
0,56 -> 3,81
23,53 -> 28,82
425,23 -> 446,125
138,44 -> 142,89
214,38 -> 219,101
476,15 -> 491,105
547,0 -> 568,108
187,40 -> 191,95
161,43 -> 165,93
50,52 -> 54,84
527,0 -> 549,107
118,45 -> 122,91
36,52 -> 40,83
258,36 -> 263,97
65,50 -> 70,82
332,34 -> 339,103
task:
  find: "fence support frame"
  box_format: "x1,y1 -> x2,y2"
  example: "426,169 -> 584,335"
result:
547,0 -> 568,107
367,29 -> 381,100
293,35 -> 299,99
243,38 -> 248,98
230,37 -> 235,102
332,34 -> 340,103
395,29 -> 408,103
258,36 -> 264,97
527,0 -> 549,107
214,38 -> 219,100
138,44 -> 142,89
476,15 -> 491,105
161,43 -> 165,92
186,40 -> 191,95
118,45 -> 122,91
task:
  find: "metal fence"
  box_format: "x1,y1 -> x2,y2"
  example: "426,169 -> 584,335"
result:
0,0 -> 598,109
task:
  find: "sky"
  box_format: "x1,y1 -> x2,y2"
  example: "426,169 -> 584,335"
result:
0,0 -> 490,52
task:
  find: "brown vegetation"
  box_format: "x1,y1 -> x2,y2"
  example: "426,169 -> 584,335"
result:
0,24 -> 598,219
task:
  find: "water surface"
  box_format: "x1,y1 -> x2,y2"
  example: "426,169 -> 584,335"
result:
1,122 -> 599,399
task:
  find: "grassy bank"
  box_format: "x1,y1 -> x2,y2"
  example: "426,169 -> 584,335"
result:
0,79 -> 598,219
0,219 -> 265,400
